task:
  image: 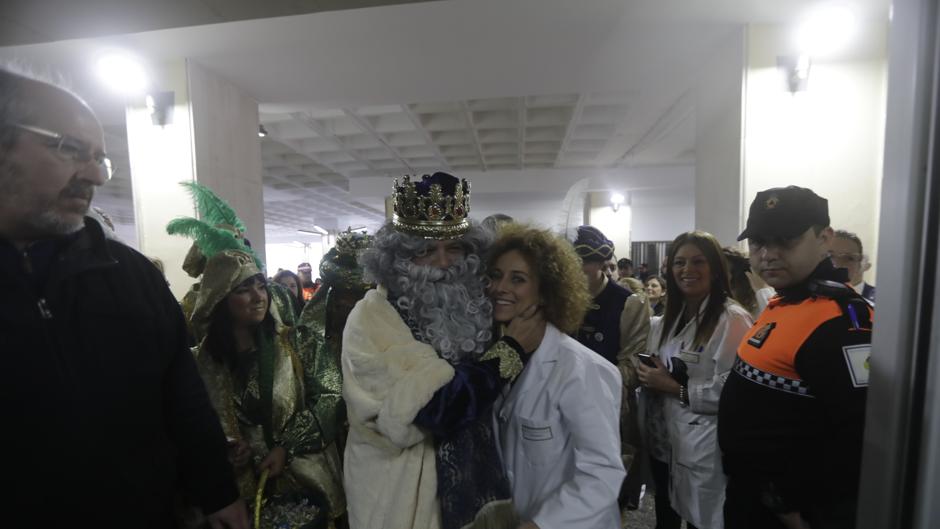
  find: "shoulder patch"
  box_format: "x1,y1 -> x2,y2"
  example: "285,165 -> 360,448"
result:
843,345 -> 871,388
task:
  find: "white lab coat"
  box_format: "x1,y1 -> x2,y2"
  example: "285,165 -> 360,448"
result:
493,323 -> 625,529
648,298 -> 752,529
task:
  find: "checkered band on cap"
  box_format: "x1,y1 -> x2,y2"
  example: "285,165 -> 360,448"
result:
733,357 -> 815,398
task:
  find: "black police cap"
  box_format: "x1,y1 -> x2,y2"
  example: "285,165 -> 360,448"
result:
737,186 -> 829,242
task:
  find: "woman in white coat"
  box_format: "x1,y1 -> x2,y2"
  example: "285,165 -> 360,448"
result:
637,231 -> 753,529
486,224 -> 626,529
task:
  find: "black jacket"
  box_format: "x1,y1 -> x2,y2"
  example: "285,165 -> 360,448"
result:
576,278 -> 633,365
718,260 -> 871,522
0,219 -> 238,527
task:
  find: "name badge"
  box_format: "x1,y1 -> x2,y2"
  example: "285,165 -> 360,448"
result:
521,424 -> 553,441
748,322 -> 776,348
679,350 -> 701,364
843,345 -> 871,388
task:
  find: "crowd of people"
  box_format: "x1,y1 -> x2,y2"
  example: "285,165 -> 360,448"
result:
1,66 -> 875,529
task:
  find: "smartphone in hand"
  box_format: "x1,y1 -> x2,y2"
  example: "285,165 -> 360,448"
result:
637,353 -> 657,367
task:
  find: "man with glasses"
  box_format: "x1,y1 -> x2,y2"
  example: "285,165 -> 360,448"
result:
831,229 -> 876,303
0,68 -> 247,527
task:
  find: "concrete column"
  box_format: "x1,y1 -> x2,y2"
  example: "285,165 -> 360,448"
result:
187,61 -> 266,264
126,59 -> 265,299
693,27 -> 747,246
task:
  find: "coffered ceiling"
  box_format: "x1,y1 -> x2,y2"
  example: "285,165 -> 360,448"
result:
0,0 -> 890,242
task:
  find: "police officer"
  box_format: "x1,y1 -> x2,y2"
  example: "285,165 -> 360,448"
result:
718,186 -> 872,529
572,225 -> 649,510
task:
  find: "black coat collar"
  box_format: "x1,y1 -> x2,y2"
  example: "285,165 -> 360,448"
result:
0,217 -> 118,291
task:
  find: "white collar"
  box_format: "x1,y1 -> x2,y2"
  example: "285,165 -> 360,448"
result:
528,322 -> 561,365
851,281 -> 865,295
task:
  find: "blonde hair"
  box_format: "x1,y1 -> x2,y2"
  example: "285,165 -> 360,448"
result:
487,224 -> 590,334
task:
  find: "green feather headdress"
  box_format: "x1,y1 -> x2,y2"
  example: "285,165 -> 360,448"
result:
166,182 -> 261,268
180,181 -> 247,233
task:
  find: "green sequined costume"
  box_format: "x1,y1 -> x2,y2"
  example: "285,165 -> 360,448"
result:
166,182 -> 345,523
193,297 -> 346,519
295,233 -> 373,460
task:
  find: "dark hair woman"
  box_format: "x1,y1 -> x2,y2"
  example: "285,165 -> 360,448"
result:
486,224 -> 626,528
168,183 -> 346,528
637,231 -> 753,529
273,269 -> 305,316
723,247 -> 761,318
190,251 -> 345,528
645,275 -> 667,317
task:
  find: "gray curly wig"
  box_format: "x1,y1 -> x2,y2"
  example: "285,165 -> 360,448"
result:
361,221 -> 494,362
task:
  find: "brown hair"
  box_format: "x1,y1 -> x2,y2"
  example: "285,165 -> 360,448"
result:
659,231 -> 734,350
487,224 -> 591,334
722,246 -> 758,315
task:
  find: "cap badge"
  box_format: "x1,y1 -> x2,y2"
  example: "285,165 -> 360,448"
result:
765,196 -> 779,210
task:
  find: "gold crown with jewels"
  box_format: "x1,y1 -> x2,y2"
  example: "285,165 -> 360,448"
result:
391,172 -> 471,239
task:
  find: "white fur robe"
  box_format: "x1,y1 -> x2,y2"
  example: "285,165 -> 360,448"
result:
342,287 -> 456,529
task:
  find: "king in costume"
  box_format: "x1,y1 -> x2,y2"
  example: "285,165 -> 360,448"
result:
342,172 -> 525,529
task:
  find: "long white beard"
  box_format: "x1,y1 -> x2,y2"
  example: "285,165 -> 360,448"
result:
390,255 -> 493,363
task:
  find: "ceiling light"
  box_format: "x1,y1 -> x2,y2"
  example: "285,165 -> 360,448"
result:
258,125 -> 268,138
298,226 -> 329,236
95,52 -> 148,95
796,4 -> 858,57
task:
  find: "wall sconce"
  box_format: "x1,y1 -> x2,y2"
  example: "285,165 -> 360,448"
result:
778,3 -> 857,94
258,125 -> 269,138
145,91 -> 175,126
610,192 -> 625,212
778,55 -> 812,93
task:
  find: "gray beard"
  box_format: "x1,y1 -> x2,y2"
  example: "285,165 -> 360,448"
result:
389,254 -> 493,363
28,208 -> 86,235
0,167 -> 90,237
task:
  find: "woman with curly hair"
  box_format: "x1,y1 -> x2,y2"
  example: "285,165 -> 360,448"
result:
487,224 -> 626,529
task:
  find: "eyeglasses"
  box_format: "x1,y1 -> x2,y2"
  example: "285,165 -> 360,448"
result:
830,252 -> 864,264
9,123 -> 113,180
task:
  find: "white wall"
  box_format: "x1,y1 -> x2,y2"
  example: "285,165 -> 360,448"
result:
629,181 -> 696,244
587,192 -> 632,259
743,24 -> 887,281
127,59 -> 201,299
584,165 -> 695,255
471,197 -> 565,230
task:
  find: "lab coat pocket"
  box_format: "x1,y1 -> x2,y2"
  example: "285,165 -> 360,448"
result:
518,416 -> 563,466
671,412 -> 718,472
